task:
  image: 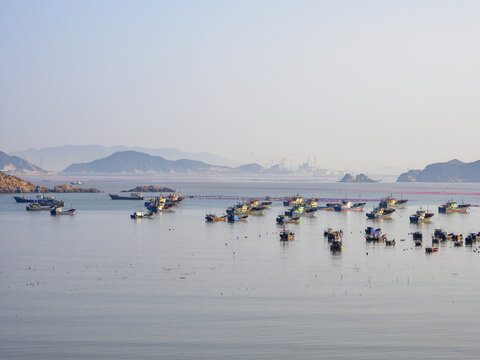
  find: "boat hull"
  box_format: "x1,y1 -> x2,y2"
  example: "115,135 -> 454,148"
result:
13,196 -> 35,203
109,194 -> 144,200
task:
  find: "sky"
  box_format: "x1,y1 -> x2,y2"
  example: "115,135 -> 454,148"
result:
1,0 -> 480,171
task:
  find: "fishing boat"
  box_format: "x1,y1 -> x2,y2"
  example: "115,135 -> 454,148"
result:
324,228 -> 343,242
146,201 -> 173,213
276,215 -> 300,224
385,239 -> 396,246
333,201 -> 366,212
279,229 -> 295,241
70,181 -> 84,185
130,211 -> 153,219
226,203 -> 249,216
438,201 -> 470,214
284,205 -> 315,217
316,203 -> 337,211
425,247 -> 438,253
283,195 -> 303,207
13,196 -> 35,203
379,196 -> 408,209
366,207 -> 395,219
26,203 -> 55,211
432,229 -> 447,243
205,214 -> 227,222
409,210 -> 434,223
330,239 -> 342,251
365,227 -> 386,242
227,214 -> 248,222
51,207 -> 76,215
109,193 -> 144,200
412,231 -> 423,240
465,233 -> 480,245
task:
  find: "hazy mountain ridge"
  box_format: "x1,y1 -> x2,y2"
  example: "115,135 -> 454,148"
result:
397,159 -> 480,182
63,151 -> 242,174
13,145 -> 238,172
0,150 -> 48,175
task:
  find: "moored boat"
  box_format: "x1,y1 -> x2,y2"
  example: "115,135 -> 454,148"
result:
205,214 -> 227,222
130,211 -> 153,219
276,215 -> 300,224
333,201 -> 366,212
438,201 -> 470,214
26,203 -> 55,211
330,239 -> 342,251
13,196 -> 35,203
379,196 -> 408,209
283,195 -> 303,207
280,229 -> 295,241
366,207 -> 395,219
109,193 -> 144,200
284,205 -> 315,217
51,207 -> 76,215
227,214 -> 248,222
409,210 -> 434,223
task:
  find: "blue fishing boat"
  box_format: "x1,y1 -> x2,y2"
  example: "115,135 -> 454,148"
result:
51,207 -> 76,215
227,214 -> 248,222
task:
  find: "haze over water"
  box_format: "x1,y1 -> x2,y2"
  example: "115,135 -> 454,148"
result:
2,181 -> 480,359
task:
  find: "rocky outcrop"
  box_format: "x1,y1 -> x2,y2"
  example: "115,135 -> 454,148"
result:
50,184 -> 101,193
0,171 -> 49,193
121,185 -> 174,193
0,171 -> 101,193
339,173 -> 377,183
396,159 -> 480,182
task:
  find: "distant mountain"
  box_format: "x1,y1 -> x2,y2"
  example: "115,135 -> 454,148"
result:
339,173 -> 377,183
0,150 -> 47,175
13,145 -> 238,172
63,151 -> 236,174
397,159 -> 480,182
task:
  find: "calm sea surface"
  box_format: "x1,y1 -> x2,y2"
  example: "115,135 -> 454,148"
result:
2,181 -> 480,359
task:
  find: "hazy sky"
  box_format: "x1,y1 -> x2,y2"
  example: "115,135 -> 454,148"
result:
1,1 -> 480,170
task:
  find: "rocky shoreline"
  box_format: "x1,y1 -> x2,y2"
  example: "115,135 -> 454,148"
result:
0,171 -> 101,193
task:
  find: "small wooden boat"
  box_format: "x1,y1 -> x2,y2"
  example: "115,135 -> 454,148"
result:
280,229 -> 295,241
205,214 -> 227,222
227,214 -> 248,222
276,215 -> 300,224
330,239 -> 342,251
425,247 -> 438,253
465,233 -> 480,245
51,207 -> 76,215
324,229 -> 343,242
385,239 -> 396,246
26,203 -> 55,211
130,211 -> 153,219
412,231 -> 423,240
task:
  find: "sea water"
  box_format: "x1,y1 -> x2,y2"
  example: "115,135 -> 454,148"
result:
1,181 -> 480,359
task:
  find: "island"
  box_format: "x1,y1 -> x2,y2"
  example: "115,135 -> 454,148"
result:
339,173 -> 377,183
